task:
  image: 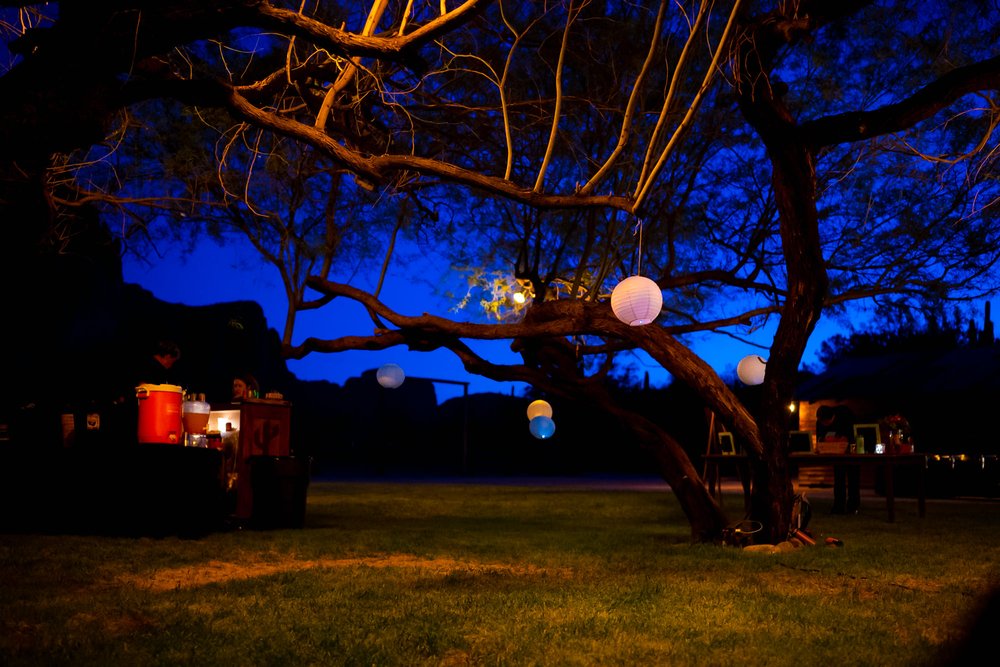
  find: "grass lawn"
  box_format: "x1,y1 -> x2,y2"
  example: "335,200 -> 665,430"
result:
1,480 -> 997,665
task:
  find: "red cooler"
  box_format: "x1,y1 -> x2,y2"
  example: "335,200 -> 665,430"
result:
136,383 -> 183,444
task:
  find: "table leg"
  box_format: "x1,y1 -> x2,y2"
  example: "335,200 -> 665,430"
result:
917,457 -> 926,518
884,460 -> 896,523
739,460 -> 752,514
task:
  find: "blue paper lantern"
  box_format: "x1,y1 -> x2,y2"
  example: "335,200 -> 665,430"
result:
376,363 -> 405,388
529,415 -> 556,440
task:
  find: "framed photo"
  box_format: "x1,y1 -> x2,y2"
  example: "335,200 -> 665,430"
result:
853,423 -> 882,454
718,432 -> 737,455
788,430 -> 813,453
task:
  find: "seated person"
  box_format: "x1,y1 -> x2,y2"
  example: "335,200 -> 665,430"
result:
232,374 -> 259,401
816,404 -> 860,514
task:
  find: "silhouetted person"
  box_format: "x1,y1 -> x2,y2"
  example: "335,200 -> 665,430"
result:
816,404 -> 860,514
103,339 -> 184,447
138,339 -> 183,387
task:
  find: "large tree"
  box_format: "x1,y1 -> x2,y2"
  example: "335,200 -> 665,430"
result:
2,1 -> 999,543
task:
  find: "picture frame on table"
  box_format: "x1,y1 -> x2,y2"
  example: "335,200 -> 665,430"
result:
718,432 -> 737,456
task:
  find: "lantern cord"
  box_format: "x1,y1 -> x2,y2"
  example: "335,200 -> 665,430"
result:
633,218 -> 644,276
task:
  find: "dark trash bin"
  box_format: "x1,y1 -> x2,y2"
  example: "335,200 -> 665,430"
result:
248,455 -> 310,529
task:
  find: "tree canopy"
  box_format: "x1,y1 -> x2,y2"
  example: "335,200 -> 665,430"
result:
2,0 -> 999,543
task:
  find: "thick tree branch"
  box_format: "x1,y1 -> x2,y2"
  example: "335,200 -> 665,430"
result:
222,85 -> 637,211
800,56 -> 1000,149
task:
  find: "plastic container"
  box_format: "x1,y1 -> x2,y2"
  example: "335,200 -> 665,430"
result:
182,398 -> 211,445
136,384 -> 183,444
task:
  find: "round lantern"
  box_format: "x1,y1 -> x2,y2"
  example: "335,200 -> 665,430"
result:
736,355 -> 767,386
376,363 -> 405,389
611,276 -> 662,326
529,415 -> 556,440
526,399 -> 553,421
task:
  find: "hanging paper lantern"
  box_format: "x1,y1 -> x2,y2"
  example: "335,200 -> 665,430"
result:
611,276 -> 662,326
736,355 -> 767,386
529,415 -> 556,440
526,399 -> 553,421
376,363 -> 405,389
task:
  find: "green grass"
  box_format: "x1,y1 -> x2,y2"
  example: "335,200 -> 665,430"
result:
1,481 -> 997,666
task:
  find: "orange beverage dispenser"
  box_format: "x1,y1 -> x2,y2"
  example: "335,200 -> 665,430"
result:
135,383 -> 183,444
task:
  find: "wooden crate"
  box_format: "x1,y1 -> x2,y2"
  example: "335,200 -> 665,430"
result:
816,438 -> 849,454
213,399 -> 292,520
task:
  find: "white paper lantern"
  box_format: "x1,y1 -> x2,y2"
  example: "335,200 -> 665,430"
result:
526,399 -> 553,421
736,355 -> 767,386
611,276 -> 662,326
376,363 -> 405,389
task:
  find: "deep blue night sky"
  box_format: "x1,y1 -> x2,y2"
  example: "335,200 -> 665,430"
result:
122,234 -> 841,403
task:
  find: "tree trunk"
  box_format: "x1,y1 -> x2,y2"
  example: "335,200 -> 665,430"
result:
729,7 -> 837,543
511,334 -> 733,543
644,433 -> 731,543
564,382 -> 732,543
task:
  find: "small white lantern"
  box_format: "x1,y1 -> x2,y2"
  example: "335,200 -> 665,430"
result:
526,399 -> 553,421
611,276 -> 662,326
737,355 -> 767,386
376,363 -> 405,389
